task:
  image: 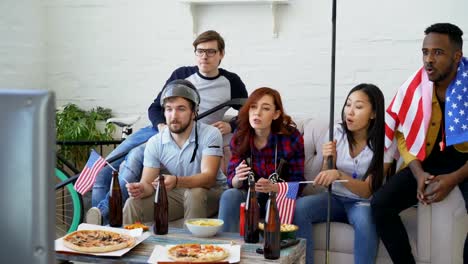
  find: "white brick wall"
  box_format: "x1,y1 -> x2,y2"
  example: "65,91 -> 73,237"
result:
1,0 -> 467,129
0,0 -> 45,89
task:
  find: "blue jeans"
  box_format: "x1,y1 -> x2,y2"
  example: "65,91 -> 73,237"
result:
293,192 -> 378,264
91,125 -> 157,223
218,188 -> 247,233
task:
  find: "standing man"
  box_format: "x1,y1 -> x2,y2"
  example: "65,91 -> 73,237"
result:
88,30 -> 247,225
371,23 -> 468,264
123,79 -> 226,223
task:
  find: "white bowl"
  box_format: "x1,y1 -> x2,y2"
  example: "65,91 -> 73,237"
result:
185,218 -> 224,238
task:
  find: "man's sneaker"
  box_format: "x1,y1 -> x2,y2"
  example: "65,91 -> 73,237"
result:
86,207 -> 102,225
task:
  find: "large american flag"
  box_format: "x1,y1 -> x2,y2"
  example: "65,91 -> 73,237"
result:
74,150 -> 106,195
276,182 -> 299,224
385,57 -> 468,160
445,57 -> 468,146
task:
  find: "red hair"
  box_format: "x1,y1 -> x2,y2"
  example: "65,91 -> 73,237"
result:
232,87 -> 296,156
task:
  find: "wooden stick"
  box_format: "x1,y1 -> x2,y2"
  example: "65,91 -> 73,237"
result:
298,179 -> 348,184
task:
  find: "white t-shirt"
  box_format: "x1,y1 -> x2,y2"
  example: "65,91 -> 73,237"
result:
324,125 -> 374,200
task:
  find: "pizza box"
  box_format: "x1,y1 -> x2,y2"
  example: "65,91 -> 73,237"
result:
147,244 -> 241,263
55,223 -> 151,256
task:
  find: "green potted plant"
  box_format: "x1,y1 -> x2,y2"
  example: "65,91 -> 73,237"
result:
56,103 -> 116,169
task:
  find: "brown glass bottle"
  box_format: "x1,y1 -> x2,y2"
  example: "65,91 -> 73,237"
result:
109,170 -> 123,227
264,192 -> 280,259
153,175 -> 168,235
244,159 -> 260,243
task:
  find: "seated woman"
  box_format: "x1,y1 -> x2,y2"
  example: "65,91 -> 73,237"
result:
218,87 -> 305,232
293,83 -> 388,264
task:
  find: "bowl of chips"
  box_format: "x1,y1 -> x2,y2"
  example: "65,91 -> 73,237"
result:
185,218 -> 224,238
258,222 -> 299,240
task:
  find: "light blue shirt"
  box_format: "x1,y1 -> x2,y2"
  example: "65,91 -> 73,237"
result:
144,122 -> 227,187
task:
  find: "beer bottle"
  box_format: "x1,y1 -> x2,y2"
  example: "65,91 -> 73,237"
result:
153,175 -> 168,235
264,192 -> 280,259
109,170 -> 123,227
244,158 -> 260,243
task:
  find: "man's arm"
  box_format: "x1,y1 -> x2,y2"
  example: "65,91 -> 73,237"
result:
395,131 -> 419,166
396,131 -> 431,202
126,166 -> 160,199
175,155 -> 221,189
166,126 -> 223,189
139,167 -> 160,198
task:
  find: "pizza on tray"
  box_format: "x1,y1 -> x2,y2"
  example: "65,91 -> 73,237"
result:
167,243 -> 229,262
63,230 -> 136,253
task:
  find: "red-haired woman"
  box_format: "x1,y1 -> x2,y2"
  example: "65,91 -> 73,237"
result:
218,87 -> 305,232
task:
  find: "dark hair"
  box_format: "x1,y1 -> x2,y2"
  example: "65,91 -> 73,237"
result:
232,87 -> 295,156
193,30 -> 225,53
424,23 -> 463,50
340,83 -> 385,193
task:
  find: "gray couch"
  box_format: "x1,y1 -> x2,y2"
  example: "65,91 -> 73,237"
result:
170,117 -> 468,264
296,117 -> 467,264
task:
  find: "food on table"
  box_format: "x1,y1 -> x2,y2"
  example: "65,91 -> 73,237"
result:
186,219 -> 223,227
63,230 -> 135,253
167,243 -> 229,262
124,222 -> 149,231
258,222 -> 299,232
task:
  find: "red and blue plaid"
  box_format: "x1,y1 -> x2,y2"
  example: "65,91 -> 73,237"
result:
227,128 -> 305,192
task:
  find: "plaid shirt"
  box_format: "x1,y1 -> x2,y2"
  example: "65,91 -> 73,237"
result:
227,127 -> 305,194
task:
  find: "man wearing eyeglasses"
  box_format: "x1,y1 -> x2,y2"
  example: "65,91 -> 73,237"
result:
149,30 -> 247,135
87,30 -> 247,225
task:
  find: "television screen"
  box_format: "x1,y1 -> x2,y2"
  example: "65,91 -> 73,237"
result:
0,89 -> 55,263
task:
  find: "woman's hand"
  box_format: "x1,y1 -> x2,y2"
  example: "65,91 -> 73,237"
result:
233,160 -> 251,188
322,140 -> 337,159
321,140 -> 337,169
314,169 -> 341,187
255,178 -> 279,193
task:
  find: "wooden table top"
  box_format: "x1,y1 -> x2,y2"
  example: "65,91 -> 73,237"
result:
56,228 -> 306,264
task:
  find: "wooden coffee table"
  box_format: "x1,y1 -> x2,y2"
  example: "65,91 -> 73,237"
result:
56,227 -> 306,263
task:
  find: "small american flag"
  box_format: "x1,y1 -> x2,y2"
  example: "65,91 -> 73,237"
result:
385,57 -> 468,160
74,150 -> 106,195
276,182 -> 299,224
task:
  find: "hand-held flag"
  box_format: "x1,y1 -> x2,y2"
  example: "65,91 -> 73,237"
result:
74,149 -> 106,195
276,182 -> 300,224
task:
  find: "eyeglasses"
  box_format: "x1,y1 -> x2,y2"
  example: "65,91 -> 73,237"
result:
194,48 -> 219,57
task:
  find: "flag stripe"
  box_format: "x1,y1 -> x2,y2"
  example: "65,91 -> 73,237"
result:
74,150 -> 106,195
398,69 -> 422,125
385,68 -> 428,160
276,182 -> 299,224
75,158 -> 106,193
